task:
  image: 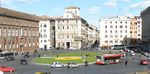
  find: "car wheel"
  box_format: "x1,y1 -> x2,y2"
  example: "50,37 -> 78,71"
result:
10,70 -> 13,72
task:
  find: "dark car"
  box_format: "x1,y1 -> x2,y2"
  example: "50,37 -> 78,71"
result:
5,56 -> 15,61
23,52 -> 30,58
21,59 -> 28,65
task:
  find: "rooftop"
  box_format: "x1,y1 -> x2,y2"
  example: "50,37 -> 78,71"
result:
0,7 -> 41,21
65,6 -> 80,10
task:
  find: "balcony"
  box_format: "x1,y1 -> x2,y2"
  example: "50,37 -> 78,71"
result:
74,36 -> 82,41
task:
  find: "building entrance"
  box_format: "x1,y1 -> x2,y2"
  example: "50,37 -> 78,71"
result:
66,42 -> 70,48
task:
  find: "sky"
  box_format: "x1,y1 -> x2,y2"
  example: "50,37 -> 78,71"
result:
1,0 -> 150,28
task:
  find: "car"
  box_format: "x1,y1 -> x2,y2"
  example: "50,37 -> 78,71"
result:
140,59 -> 149,65
0,66 -> 15,72
23,52 -> 30,58
131,53 -> 135,56
5,56 -> 15,61
50,62 -> 64,68
20,59 -> 28,65
67,62 -> 79,68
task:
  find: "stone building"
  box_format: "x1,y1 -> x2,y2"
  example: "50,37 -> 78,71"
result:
130,16 -> 142,45
99,16 -> 131,48
39,6 -> 99,50
0,7 -> 40,52
141,6 -> 150,52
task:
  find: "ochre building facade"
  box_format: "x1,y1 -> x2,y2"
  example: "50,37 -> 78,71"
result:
0,7 -> 40,52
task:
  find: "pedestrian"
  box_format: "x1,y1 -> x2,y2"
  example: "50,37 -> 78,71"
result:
38,54 -> 41,58
85,61 -> 88,66
125,60 -> 128,66
56,54 -> 58,58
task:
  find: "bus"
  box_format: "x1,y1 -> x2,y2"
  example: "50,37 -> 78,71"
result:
111,45 -> 126,50
96,53 -> 124,65
0,51 -> 15,60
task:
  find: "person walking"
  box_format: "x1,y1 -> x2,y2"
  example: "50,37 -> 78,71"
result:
125,60 -> 128,66
85,60 -> 88,66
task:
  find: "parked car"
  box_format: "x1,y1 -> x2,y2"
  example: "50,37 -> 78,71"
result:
23,52 -> 30,58
140,59 -> 149,65
50,62 -> 64,68
5,56 -> 15,61
67,62 -> 79,68
20,59 -> 28,65
0,66 -> 15,72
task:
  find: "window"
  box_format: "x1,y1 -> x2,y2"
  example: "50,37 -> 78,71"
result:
115,30 -> 117,33
125,30 -> 127,33
75,11 -> 77,14
115,40 -> 118,43
44,35 -> 47,38
62,26 -> 64,29
44,40 -> 47,42
125,21 -> 127,24
105,41 -> 108,43
137,21 -> 140,24
105,35 -> 108,38
67,35 -> 69,38
110,35 -> 113,38
105,25 -> 107,28
110,30 -> 112,33
44,29 -> 46,32
120,41 -> 123,43
138,34 -> 140,36
120,25 -> 123,28
115,21 -> 117,24
110,25 -> 113,28
115,35 -> 118,38
110,40 -> 113,43
105,30 -> 107,33
120,35 -> 122,38
125,25 -> 127,28
110,21 -> 112,24
44,24 -> 46,27
120,30 -> 122,33
67,26 -> 69,29
115,26 -> 117,28
40,24 -> 42,27
120,21 -> 122,24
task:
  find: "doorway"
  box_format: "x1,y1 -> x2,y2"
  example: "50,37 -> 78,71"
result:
66,42 -> 70,49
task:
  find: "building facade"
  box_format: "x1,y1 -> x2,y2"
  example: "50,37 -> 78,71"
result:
0,7 -> 40,52
39,17 -> 55,49
141,6 -> 150,52
99,16 -> 131,48
130,16 -> 142,45
39,6 -> 99,50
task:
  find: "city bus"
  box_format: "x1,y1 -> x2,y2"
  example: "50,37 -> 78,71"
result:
0,51 -> 15,60
96,54 -> 124,65
111,45 -> 126,50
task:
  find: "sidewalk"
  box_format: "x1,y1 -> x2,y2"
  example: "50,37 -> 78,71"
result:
129,71 -> 150,74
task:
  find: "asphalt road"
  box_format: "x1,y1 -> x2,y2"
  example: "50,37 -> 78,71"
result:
0,50 -> 149,74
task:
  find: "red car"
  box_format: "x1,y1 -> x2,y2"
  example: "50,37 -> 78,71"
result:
140,59 -> 149,65
0,66 -> 15,72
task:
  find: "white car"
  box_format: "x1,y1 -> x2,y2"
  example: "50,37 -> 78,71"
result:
67,63 -> 79,68
50,62 -> 64,68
